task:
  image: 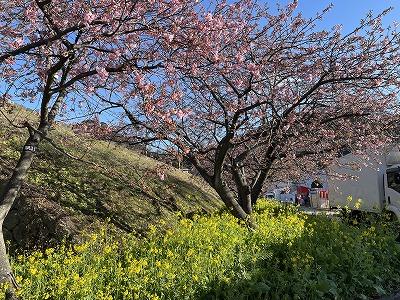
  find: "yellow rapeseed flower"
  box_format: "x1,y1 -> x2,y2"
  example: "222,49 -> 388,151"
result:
29,267 -> 38,276
186,249 -> 194,257
103,245 -> 112,254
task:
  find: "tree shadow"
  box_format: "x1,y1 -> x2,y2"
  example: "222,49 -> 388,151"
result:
0,128 -> 222,248
27,148 -> 220,238
192,216 -> 399,300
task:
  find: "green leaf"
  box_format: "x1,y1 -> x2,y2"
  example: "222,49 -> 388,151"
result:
374,285 -> 386,296
253,282 -> 270,293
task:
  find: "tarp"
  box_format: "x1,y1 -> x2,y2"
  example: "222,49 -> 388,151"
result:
297,186 -> 309,195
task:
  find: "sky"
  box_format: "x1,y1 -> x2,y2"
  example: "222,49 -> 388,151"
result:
279,0 -> 400,32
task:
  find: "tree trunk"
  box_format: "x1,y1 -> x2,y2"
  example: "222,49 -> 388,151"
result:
0,133 -> 41,298
213,180 -> 257,228
0,231 -> 18,300
232,167 -> 252,214
190,156 -> 256,227
241,192 -> 252,215
214,180 -> 248,219
251,168 -> 269,205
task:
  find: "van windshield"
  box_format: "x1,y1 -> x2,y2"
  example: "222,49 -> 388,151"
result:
387,169 -> 400,194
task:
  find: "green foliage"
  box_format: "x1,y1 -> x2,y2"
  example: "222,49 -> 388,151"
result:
10,200 -> 400,300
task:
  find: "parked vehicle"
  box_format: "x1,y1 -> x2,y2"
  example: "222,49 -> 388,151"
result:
266,179 -> 328,207
265,188 -> 296,203
328,146 -> 400,221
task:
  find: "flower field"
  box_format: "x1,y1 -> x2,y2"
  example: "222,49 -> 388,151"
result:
5,200 -> 400,300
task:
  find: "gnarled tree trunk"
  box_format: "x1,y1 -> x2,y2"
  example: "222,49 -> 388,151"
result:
214,179 -> 249,220
0,131 -> 43,298
232,166 -> 252,214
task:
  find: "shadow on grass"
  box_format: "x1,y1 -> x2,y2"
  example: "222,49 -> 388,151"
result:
193,216 -> 400,300
27,146 -> 219,235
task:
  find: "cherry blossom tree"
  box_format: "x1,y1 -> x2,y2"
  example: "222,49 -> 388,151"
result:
114,1 -> 400,224
0,0 -> 199,296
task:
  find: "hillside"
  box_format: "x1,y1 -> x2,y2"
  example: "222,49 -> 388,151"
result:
0,105 -> 222,249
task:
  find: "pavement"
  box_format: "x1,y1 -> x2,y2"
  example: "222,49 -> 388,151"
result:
298,206 -> 341,218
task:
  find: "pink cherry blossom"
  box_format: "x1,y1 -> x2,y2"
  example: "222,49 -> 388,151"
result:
166,33 -> 174,43
176,109 -> 186,118
96,67 -> 109,82
25,5 -> 38,23
83,11 -> 96,25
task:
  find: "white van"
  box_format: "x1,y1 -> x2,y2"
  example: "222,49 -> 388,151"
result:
328,146 -> 400,221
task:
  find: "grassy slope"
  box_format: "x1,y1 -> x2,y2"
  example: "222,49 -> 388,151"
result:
0,105 -> 222,249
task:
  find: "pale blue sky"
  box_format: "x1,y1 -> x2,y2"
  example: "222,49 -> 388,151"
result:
278,0 -> 400,32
